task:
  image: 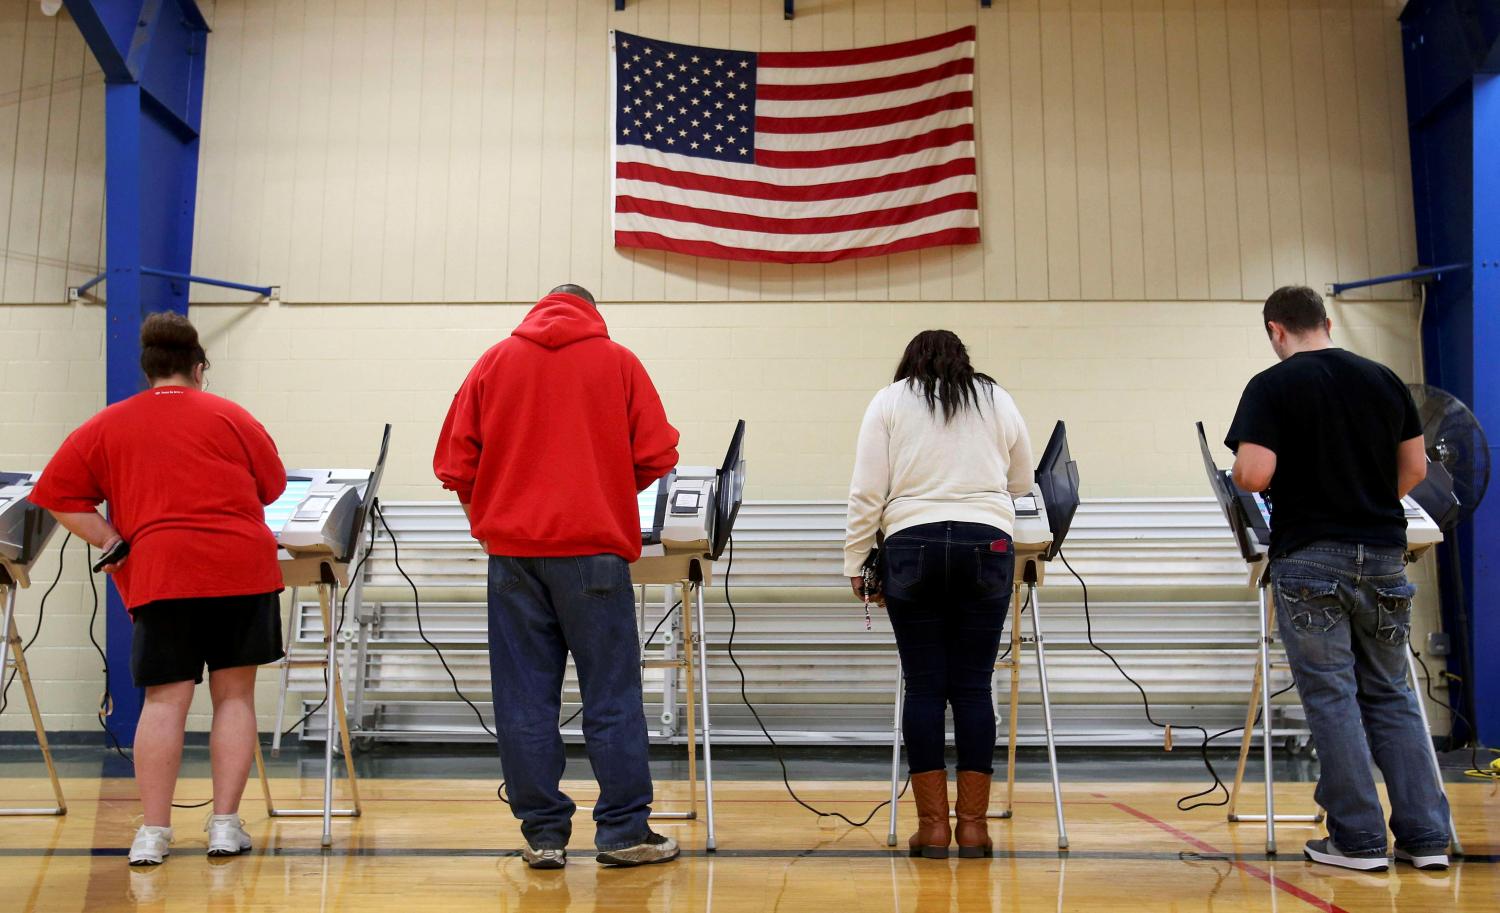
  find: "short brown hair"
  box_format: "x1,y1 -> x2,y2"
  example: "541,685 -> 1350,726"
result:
140,312 -> 209,381
1262,286 -> 1327,335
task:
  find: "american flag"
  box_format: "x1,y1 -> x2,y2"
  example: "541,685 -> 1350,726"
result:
611,27 -> 979,264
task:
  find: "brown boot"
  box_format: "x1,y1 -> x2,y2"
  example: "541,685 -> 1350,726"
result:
954,771 -> 993,858
907,770 -> 952,858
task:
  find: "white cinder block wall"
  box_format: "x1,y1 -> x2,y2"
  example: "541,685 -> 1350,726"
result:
1,0 -> 1444,732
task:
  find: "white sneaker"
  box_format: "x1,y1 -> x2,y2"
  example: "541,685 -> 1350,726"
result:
1394,846 -> 1450,871
205,814 -> 252,857
128,825 -> 173,866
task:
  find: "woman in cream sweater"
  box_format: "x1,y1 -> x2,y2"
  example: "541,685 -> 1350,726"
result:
844,329 -> 1033,860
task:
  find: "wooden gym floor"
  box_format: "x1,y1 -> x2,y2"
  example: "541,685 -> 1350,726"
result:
0,767 -> 1495,913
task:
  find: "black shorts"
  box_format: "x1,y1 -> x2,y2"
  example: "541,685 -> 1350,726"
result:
130,592 -> 285,688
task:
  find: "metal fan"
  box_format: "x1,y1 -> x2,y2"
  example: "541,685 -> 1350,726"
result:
1409,384 -> 1490,529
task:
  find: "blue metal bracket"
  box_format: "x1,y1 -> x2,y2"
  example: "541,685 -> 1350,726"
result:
1329,262 -> 1471,296
982,0 -> 993,7
614,0 -> 625,11
70,271 -> 107,299
785,0 -> 793,21
140,267 -> 273,297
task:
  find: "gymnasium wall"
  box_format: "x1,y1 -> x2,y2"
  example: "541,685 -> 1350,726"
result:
0,0 -> 1441,732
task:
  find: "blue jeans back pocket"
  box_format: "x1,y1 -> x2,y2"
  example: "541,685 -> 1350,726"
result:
1276,575 -> 1344,634
883,543 -> 925,598
973,547 -> 1014,599
1372,579 -> 1416,645
578,555 -> 629,600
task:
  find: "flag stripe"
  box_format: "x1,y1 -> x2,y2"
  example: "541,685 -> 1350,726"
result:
614,175 -> 975,221
615,140 -> 975,185
755,58 -> 973,102
756,90 -> 972,135
614,162 -> 977,204
616,191 -> 977,235
613,227 -> 981,264
757,41 -> 973,87
755,74 -> 974,118
756,26 -> 973,69
755,124 -> 974,169
756,107 -> 972,152
615,209 -> 977,253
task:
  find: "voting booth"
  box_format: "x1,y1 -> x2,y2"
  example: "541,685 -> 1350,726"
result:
627,420 -> 746,852
1195,422 -> 1457,855
252,426 -> 391,848
887,421 -> 1081,851
0,472 -> 67,816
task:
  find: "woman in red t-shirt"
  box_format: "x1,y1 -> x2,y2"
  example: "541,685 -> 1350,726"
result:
30,312 -> 286,866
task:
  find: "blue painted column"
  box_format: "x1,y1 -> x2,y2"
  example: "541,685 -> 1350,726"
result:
1471,74 -> 1500,742
103,81 -> 146,745
65,1 -> 211,746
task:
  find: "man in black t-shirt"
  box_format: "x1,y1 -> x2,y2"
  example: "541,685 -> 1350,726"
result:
1226,286 -> 1451,872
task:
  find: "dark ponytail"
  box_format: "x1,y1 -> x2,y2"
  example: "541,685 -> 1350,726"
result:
893,329 -> 993,422
140,311 -> 208,381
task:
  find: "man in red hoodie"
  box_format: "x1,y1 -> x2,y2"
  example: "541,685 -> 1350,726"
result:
434,285 -> 680,869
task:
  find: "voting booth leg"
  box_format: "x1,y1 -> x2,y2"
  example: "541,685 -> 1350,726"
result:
887,671 -> 903,847
693,582 -> 717,852
641,580 -> 716,844
0,583 -> 66,816
1256,584 -> 1277,854
270,586 -> 300,757
1003,593 -> 1022,820
1027,582 -> 1068,850
1405,648 -> 1464,856
253,580 -> 362,847
1227,588 -> 1322,839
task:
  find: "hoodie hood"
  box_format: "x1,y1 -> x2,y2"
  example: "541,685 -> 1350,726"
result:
511,293 -> 609,349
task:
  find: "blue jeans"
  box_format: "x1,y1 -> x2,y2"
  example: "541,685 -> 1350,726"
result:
486,554 -> 654,851
884,522 -> 1014,774
1270,542 -> 1451,854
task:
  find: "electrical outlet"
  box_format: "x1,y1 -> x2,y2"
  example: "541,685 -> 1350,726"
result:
1426,632 -> 1451,657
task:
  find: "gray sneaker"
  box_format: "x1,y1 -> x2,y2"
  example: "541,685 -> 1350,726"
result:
1303,838 -> 1388,872
1394,846 -> 1450,871
521,843 -> 566,869
596,832 -> 680,867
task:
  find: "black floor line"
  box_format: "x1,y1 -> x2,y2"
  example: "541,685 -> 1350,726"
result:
1,847 -> 1493,863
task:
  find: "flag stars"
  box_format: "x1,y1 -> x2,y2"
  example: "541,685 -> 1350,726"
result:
690,141 -> 700,149
714,145 -> 723,153
738,147 -> 748,155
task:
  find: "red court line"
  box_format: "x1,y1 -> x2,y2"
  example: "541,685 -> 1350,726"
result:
1112,801 -> 1351,913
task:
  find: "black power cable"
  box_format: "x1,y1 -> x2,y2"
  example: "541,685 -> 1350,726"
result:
373,502 -> 592,806
720,534 -> 909,828
0,533 -> 69,715
1409,645 -> 1496,781
80,543 -> 219,810
1058,549 -> 1295,811
277,514 -> 376,740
